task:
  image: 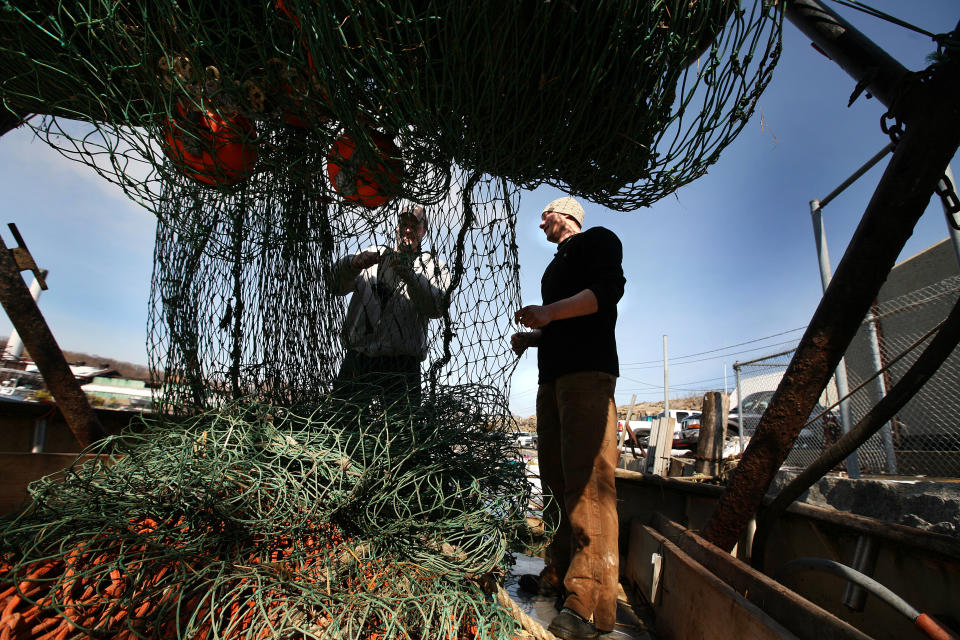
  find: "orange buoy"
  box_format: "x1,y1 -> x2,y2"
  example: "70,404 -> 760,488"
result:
326,131 -> 403,208
163,105 -> 258,187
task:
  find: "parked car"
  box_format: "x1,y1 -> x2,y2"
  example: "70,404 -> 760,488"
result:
631,410 -> 697,445
727,391 -> 840,450
675,413 -> 702,448
515,431 -> 538,448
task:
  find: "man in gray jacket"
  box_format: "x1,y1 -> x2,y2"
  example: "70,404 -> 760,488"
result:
332,206 -> 449,401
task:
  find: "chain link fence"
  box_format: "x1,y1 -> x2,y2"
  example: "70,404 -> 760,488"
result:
733,275 -> 960,478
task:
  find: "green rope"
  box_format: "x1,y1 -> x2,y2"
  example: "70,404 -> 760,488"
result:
2,390 -> 540,639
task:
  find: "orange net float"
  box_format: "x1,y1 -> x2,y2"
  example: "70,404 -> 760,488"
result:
162,104 -> 258,187
326,130 -> 403,209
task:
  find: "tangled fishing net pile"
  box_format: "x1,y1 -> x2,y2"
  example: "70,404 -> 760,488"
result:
0,1 -> 781,638
1,391 -> 534,639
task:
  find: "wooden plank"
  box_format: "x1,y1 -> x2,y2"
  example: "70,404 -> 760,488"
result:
626,521 -> 800,640
642,418 -> 675,476
653,513 -> 872,640
0,452 -> 101,514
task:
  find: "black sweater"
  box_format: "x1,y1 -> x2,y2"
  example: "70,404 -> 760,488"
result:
538,227 -> 625,383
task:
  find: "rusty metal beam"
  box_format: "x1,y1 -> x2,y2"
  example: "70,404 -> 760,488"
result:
751,295 -> 960,568
702,49 -> 960,551
0,232 -> 104,447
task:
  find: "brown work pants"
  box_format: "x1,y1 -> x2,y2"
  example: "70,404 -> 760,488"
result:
536,371 -> 619,632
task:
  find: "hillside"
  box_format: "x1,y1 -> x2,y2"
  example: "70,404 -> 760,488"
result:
2,337 -> 151,381
515,394 -> 707,432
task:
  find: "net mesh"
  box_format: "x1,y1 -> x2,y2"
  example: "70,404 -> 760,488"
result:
0,1 -> 782,637
1,0 -> 781,213
1,394 -> 533,639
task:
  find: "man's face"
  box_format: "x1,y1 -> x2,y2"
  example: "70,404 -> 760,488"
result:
539,210 -> 570,243
397,215 -> 426,252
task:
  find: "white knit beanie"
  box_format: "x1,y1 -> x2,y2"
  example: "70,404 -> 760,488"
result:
542,197 -> 585,227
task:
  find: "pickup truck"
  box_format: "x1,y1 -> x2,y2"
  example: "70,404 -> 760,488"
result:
622,410 -> 698,445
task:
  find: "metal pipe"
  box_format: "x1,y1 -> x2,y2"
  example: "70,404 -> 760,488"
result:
782,0 -> 909,111
734,362 -> 745,453
864,309 -> 897,473
818,144 -> 894,210
843,535 -> 879,611
740,515 -> 757,563
30,417 -> 47,453
809,199 -> 861,477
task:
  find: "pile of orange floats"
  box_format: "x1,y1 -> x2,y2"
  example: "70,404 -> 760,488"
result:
158,0 -> 404,209
0,516 -> 493,640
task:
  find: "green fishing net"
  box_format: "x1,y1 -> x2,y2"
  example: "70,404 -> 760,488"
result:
1,0 -> 780,213
0,1 -> 781,637
1,394 -> 534,639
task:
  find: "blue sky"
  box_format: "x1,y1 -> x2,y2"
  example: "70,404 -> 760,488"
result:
510,1 -> 960,415
0,1 -> 956,417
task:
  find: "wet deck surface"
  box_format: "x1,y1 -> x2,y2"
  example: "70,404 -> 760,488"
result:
507,554 -> 653,639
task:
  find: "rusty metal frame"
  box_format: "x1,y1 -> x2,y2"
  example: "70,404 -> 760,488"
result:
0,229 -> 104,447
703,2 -> 960,551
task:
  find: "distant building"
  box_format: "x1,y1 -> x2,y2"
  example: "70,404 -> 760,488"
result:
0,360 -> 155,411
24,362 -> 119,384
82,376 -> 156,412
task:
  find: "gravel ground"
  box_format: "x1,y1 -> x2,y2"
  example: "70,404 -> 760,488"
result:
768,471 -> 960,537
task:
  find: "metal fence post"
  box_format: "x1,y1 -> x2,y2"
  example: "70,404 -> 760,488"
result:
734,362 -> 745,454
810,200 -> 861,478
865,310 -> 897,473
663,335 -> 669,416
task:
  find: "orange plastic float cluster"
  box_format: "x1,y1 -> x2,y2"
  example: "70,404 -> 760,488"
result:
160,0 -> 403,209
163,104 -> 259,187
0,516 -> 494,640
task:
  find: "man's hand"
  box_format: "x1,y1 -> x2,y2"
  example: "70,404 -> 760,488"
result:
351,250 -> 380,270
514,305 -> 553,329
510,331 -> 541,355
379,250 -> 416,282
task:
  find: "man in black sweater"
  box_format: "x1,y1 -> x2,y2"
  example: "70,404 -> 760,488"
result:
512,197 -> 625,640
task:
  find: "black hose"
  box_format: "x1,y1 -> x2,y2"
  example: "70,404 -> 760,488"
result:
775,557 -> 919,620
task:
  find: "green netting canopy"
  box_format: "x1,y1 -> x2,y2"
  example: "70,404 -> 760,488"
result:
0,2 -> 781,638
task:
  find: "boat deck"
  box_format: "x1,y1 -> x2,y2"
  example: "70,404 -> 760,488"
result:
508,554 -> 653,639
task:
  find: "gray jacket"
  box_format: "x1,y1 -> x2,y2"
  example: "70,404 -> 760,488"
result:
332,246 -> 450,359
